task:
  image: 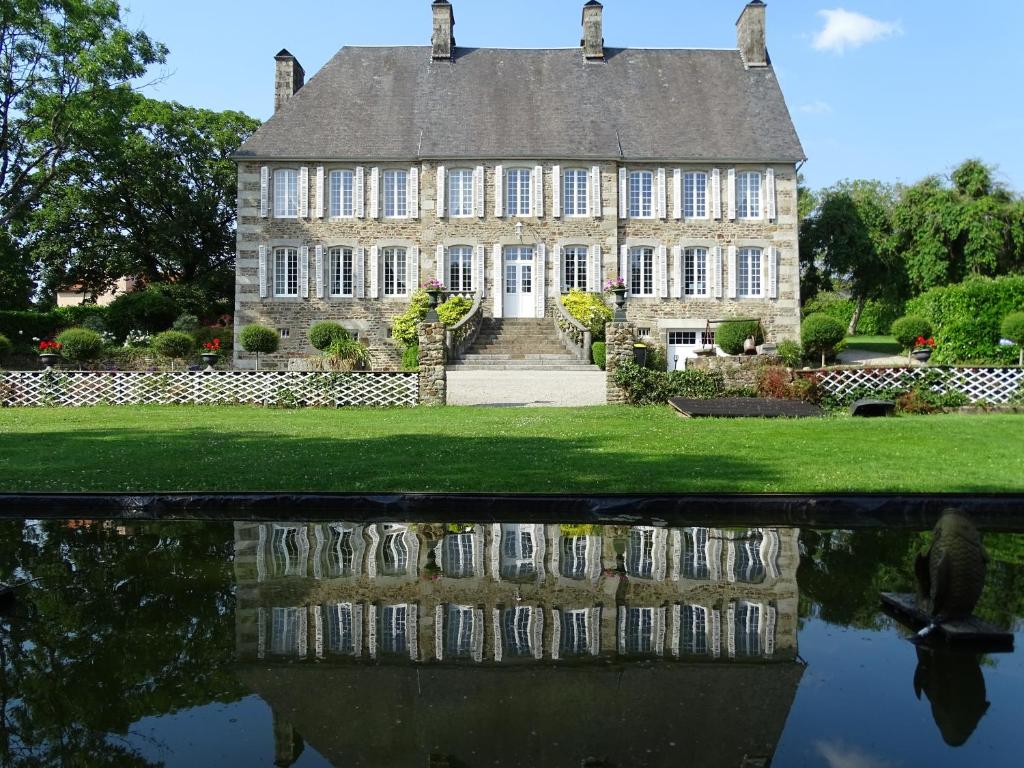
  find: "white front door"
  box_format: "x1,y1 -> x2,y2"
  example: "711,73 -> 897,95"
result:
503,246 -> 534,318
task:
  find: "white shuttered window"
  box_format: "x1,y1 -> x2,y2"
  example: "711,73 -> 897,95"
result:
737,173 -> 762,219
329,247 -> 354,297
629,171 -> 654,218
329,170 -> 355,218
273,170 -> 298,218
448,245 -> 474,292
274,248 -> 299,297
382,247 -> 408,296
683,173 -> 708,219
629,247 -> 656,296
448,170 -> 474,217
563,169 -> 589,216
562,246 -> 589,292
506,168 -> 532,216
738,247 -> 763,297
382,170 -> 408,218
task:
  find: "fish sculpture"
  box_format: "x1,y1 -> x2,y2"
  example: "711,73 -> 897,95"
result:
913,647 -> 990,747
914,510 -> 988,637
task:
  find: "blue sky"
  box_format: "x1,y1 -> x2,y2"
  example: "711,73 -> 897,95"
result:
123,0 -> 1024,192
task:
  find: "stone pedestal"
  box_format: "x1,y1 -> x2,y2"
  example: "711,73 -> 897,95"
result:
417,322 -> 447,406
605,321 -> 636,405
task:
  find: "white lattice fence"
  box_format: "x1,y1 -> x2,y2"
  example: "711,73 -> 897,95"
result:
0,370 -> 419,408
803,367 -> 1024,405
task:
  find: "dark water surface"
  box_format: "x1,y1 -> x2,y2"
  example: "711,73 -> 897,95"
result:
0,519 -> 1020,767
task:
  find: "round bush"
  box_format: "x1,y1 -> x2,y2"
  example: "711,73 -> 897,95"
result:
591,341 -> 607,369
308,321 -> 350,351
240,325 -> 280,355
172,313 -> 200,333
55,328 -> 104,364
563,289 -> 613,340
0,332 -> 11,359
151,330 -> 196,362
1001,312 -> 1024,345
891,315 -> 934,351
716,320 -> 765,355
437,295 -> 474,327
801,313 -> 846,367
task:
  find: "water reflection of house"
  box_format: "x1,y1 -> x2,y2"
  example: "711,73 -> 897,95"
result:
233,521 -> 803,767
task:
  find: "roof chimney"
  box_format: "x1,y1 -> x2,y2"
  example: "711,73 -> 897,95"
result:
736,1 -> 768,68
274,50 -> 305,112
432,1 -> 455,60
581,1 -> 604,60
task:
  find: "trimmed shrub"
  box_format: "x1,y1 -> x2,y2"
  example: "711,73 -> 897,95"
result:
0,332 -> 11,360
802,292 -> 902,335
172,313 -> 201,333
563,289 -> 613,340
0,311 -> 62,347
890,315 -> 934,351
308,321 -> 350,351
437,295 -> 474,327
801,313 -> 846,368
777,339 -> 803,369
323,337 -> 370,370
1000,312 -> 1024,366
240,324 -> 280,369
613,360 -> 724,404
665,369 -> 725,399
391,290 -> 432,347
716,320 -> 765,355
55,328 -> 104,366
402,345 -> 420,371
54,304 -> 110,330
591,341 -> 606,369
151,331 -> 196,364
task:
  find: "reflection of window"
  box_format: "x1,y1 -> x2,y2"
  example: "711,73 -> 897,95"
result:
560,536 -> 588,579
325,525 -> 356,578
500,526 -> 537,580
734,602 -> 761,657
626,528 -> 654,578
326,603 -> 355,654
503,606 -> 533,657
274,248 -> 299,297
736,172 -> 762,219
681,605 -> 708,656
683,528 -> 710,580
381,528 -> 409,576
446,604 -> 475,658
560,609 -> 590,655
442,533 -> 475,578
734,532 -> 766,584
274,169 -> 298,218
381,604 -> 408,655
624,607 -> 654,654
271,607 -> 302,655
271,526 -> 304,577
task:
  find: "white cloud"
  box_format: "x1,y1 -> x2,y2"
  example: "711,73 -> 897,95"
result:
813,9 -> 902,54
817,741 -> 899,768
800,100 -> 834,115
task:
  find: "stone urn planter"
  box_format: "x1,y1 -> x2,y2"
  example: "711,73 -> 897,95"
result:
38,353 -> 60,368
610,288 -> 627,321
911,348 -> 932,363
201,353 -> 220,369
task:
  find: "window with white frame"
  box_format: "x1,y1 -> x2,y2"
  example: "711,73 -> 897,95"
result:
626,528 -> 655,579
563,246 -> 589,292
442,532 -> 476,578
624,607 -> 655,655
329,247 -> 354,297
273,169 -> 298,218
329,170 -> 354,217
502,606 -> 533,657
380,604 -> 408,655
563,168 -> 589,216
734,602 -> 762,657
326,603 -> 355,655
682,528 -> 711,580
506,168 -> 532,216
382,247 -> 408,296
560,536 -> 589,579
448,169 -> 474,217
271,607 -> 303,655
448,245 -> 474,292
683,172 -> 708,218
629,171 -> 654,218
382,169 -> 408,218
684,247 -> 709,297
274,248 -> 299,297
738,247 -> 763,297
629,247 -> 655,296
560,609 -> 590,656
681,605 -> 709,656
736,172 -> 762,219
446,604 -> 475,658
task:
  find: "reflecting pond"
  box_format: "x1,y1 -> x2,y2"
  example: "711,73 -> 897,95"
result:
0,519 -> 1021,767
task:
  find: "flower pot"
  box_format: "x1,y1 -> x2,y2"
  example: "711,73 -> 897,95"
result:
611,288 -> 627,322
201,353 -> 220,368
633,345 -> 648,367
911,348 -> 932,363
425,289 -> 442,322
39,353 -> 60,368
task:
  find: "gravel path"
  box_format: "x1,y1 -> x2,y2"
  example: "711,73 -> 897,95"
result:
447,370 -> 607,407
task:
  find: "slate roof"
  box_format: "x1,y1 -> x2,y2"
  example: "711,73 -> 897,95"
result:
236,46 -> 805,163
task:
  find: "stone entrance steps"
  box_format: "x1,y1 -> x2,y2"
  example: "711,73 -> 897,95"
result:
449,318 -> 597,371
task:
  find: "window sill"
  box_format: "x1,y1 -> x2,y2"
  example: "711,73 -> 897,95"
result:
272,215 -> 299,220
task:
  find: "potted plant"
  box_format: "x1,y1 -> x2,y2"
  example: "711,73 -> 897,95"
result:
201,338 -> 222,368
911,336 -> 936,363
38,340 -> 62,368
604,277 -> 627,321
422,278 -> 446,321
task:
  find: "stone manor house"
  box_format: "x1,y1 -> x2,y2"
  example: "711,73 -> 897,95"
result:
233,0 -> 804,370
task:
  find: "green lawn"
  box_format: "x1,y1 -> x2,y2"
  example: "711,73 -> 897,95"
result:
845,335 -> 902,355
0,406 -> 1021,494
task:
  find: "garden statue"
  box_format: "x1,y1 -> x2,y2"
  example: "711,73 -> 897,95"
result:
914,510 -> 988,638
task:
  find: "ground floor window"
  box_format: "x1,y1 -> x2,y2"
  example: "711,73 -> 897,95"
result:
274,247 -> 299,297
382,247 -> 407,296
738,247 -> 762,297
629,247 -> 655,295
563,246 -> 588,292
448,245 -> 474,292
684,247 -> 708,296
329,247 -> 354,297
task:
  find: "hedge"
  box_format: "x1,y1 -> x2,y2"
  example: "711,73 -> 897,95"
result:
591,341 -> 606,369
801,292 -> 903,335
905,275 -> 1024,364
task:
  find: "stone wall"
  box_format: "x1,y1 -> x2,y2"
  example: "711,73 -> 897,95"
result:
686,354 -> 784,390
417,321 -> 446,406
605,321 -> 636,405
234,161 -> 800,369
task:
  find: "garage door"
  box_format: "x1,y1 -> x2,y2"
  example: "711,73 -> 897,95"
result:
666,330 -> 716,371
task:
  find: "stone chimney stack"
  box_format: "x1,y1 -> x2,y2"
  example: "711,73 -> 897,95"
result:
581,1 -> 605,60
432,0 -> 455,60
274,50 -> 305,112
736,1 -> 768,68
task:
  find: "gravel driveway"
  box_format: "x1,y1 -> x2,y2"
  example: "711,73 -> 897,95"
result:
447,370 -> 607,407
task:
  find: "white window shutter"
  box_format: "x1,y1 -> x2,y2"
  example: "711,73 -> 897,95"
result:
713,246 -> 724,299
591,166 -> 602,218
474,244 -> 486,297
618,168 -> 628,219
727,169 -> 737,220
355,166 -> 365,218
551,165 -> 561,218
492,244 -> 503,316
258,245 -> 268,298
369,167 -> 380,219
474,165 -> 485,218
557,245 -> 565,292
588,244 -> 602,293
671,245 -> 682,298
315,166 -> 325,219
620,245 -> 629,296
408,166 -> 419,220
435,244 -> 446,284
436,165 -> 446,218
298,167 -> 309,218
315,245 -> 324,298
672,169 -> 682,220
494,165 -> 504,217
409,246 -> 420,293
260,167 -> 269,218
766,168 -> 777,221
369,245 -> 379,298
711,168 -> 722,219
727,245 -> 737,298
657,245 -> 668,298
657,168 -> 667,219
767,246 -> 779,299
300,245 -> 309,297
355,247 -> 366,298
533,166 -> 544,218
535,243 -> 546,317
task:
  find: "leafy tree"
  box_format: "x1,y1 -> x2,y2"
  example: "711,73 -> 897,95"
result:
1001,312 -> 1024,366
240,324 -> 279,369
801,313 -> 846,367
0,230 -> 34,309
55,327 -> 103,365
151,330 -> 195,366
